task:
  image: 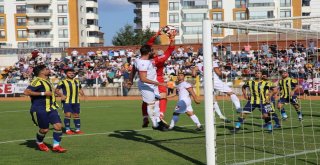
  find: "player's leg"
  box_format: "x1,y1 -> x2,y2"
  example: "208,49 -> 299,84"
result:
214,79 -> 241,111
141,101 -> 149,127
158,85 -> 167,119
185,105 -> 202,131
31,111 -> 50,152
169,100 -> 186,129
291,96 -> 302,121
261,104 -> 272,132
72,103 -> 83,134
63,103 -> 74,135
213,101 -> 231,123
277,99 -> 288,120
233,102 -> 254,132
270,99 -> 281,128
50,110 -> 67,153
226,92 -> 242,112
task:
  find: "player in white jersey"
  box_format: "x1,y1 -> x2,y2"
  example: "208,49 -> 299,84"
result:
213,59 -> 242,113
135,44 -> 168,131
168,72 -> 203,131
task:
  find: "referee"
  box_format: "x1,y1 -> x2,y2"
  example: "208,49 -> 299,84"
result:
24,65 -> 67,152
55,69 -> 85,135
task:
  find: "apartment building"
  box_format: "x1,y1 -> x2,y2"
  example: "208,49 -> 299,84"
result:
0,0 -> 104,48
129,0 -> 320,44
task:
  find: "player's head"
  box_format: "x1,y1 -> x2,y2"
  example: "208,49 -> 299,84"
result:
280,70 -> 289,78
64,68 -> 75,79
140,44 -> 154,58
33,65 -> 50,77
177,71 -> 185,82
255,70 -> 262,80
261,71 -> 269,80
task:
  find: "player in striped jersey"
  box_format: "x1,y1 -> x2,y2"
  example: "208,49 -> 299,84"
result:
55,69 -> 85,135
277,70 -> 302,121
232,71 -> 276,133
24,65 -> 66,153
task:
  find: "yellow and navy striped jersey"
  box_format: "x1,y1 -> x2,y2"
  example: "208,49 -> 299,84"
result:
57,79 -> 82,104
27,77 -> 59,112
278,77 -> 298,99
264,80 -> 275,101
242,80 -> 272,104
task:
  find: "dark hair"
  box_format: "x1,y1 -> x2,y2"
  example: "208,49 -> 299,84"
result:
140,45 -> 152,55
33,65 -> 47,76
64,68 -> 75,74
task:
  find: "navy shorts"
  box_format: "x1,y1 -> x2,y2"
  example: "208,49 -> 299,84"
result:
63,103 -> 80,114
30,110 -> 61,129
243,102 -> 269,114
278,96 -> 298,104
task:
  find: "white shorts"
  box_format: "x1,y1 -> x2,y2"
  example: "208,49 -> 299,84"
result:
213,80 -> 232,93
138,84 -> 160,103
174,99 -> 193,114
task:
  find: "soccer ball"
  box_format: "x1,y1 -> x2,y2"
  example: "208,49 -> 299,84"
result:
161,25 -> 176,37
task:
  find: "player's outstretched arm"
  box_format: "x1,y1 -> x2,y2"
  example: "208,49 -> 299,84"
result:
187,87 -> 200,104
146,29 -> 162,46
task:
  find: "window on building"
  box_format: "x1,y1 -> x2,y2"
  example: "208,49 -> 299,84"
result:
237,29 -> 247,34
184,13 -> 205,22
280,0 -> 291,7
212,0 -> 222,9
16,17 -> 26,26
212,12 -> 222,21
184,26 -> 202,34
213,27 -> 222,34
0,30 -> 5,38
302,0 -> 311,6
150,12 -> 159,18
58,17 -> 68,25
169,13 -> 179,23
149,2 -> 158,8
59,29 -> 68,38
302,24 -> 310,30
59,42 -> 69,48
169,2 -> 179,10
17,29 -> 27,38
235,0 -> 246,8
149,22 -> 159,29
0,17 -> 4,26
235,12 -> 246,20
58,4 -> 68,13
0,5 -> 4,14
18,42 -> 28,48
280,10 -> 291,17
16,5 -> 26,13
280,23 -> 291,28
302,12 -> 310,16
81,30 -> 85,36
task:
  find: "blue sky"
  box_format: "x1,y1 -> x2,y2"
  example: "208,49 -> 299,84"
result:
98,0 -> 135,46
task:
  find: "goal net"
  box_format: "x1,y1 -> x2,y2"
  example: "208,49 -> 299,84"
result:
202,16 -> 320,165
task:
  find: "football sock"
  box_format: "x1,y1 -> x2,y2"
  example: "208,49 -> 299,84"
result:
64,117 -> 71,130
159,98 -> 167,115
280,108 -> 286,114
213,102 -> 225,119
142,102 -> 148,117
264,116 -> 271,124
36,131 -> 46,143
170,115 -> 179,128
190,115 -> 201,127
272,113 -> 280,125
53,130 -> 62,147
147,103 -> 158,127
74,117 -> 80,131
230,94 -> 241,109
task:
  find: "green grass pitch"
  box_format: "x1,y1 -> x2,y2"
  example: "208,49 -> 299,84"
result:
0,99 -> 320,165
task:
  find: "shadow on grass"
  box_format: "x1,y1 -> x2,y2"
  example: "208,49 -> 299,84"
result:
19,140 -> 52,151
109,130 -> 205,165
169,126 -> 204,134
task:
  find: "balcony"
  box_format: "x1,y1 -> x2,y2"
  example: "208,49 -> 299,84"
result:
26,9 -> 52,17
87,36 -> 100,43
28,34 -> 53,42
182,5 -> 208,9
280,3 -> 291,7
86,0 -> 98,8
134,8 -> 141,14
248,3 -> 275,7
87,24 -> 100,31
27,22 -> 52,30
182,18 -> 204,22
26,0 -> 51,5
134,17 -> 142,23
86,12 -> 98,20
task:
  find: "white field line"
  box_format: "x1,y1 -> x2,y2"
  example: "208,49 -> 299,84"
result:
231,148 -> 320,165
0,125 -> 196,145
0,106 -> 112,114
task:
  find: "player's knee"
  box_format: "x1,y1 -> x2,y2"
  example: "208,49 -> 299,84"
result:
262,114 -> 269,119
40,129 -> 49,134
65,112 -> 72,118
186,111 -> 194,116
53,123 -> 63,131
160,92 -> 167,99
73,113 -> 80,118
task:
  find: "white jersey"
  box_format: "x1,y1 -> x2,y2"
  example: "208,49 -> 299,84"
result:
177,81 -> 192,102
212,60 -> 221,81
135,58 -> 157,88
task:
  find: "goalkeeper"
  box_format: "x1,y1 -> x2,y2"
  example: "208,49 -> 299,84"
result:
232,71 -> 277,133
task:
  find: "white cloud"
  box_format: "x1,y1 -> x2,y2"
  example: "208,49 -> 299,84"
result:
99,0 -> 132,6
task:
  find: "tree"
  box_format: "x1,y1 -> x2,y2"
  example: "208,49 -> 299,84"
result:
112,24 -> 161,46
